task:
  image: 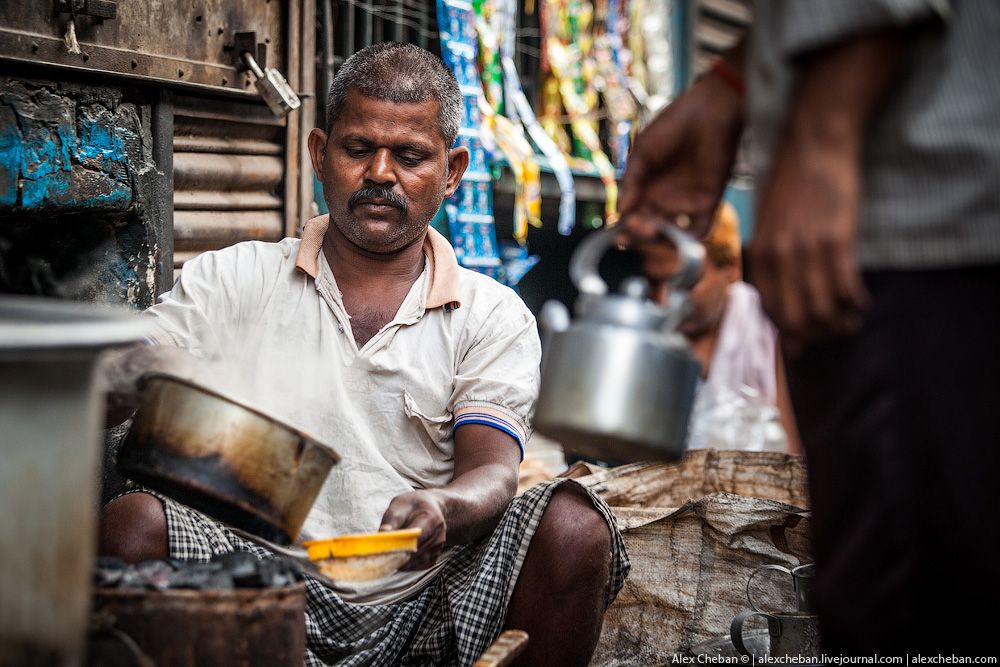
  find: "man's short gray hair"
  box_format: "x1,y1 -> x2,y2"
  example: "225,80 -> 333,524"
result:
326,42 -> 463,148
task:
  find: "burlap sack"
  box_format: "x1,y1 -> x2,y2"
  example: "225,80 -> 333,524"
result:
566,450 -> 811,665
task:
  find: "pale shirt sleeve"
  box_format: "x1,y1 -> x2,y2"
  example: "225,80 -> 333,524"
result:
773,0 -> 950,59
143,248 -> 244,359
450,296 -> 541,457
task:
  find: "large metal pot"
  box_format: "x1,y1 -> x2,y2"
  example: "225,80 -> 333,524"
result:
0,296 -> 149,667
535,224 -> 704,462
118,373 -> 339,545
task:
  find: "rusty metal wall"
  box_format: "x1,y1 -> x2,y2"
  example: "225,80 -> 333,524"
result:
0,0 -> 315,279
169,0 -> 314,273
0,0 -> 285,97
171,95 -> 286,271
0,75 -> 171,307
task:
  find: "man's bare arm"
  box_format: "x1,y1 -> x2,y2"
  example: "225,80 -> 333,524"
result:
379,423 -> 520,570
618,38 -> 746,242
749,30 -> 912,348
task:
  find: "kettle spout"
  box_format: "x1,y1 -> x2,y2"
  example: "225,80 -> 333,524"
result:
538,300 -> 570,361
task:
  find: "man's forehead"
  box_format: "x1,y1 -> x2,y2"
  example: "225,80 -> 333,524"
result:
330,88 -> 441,144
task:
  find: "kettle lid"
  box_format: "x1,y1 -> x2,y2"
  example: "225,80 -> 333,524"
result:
576,277 -> 672,330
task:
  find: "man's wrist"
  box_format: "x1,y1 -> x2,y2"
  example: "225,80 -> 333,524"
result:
693,68 -> 745,129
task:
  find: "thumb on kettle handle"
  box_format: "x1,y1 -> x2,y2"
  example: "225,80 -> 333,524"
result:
655,222 -> 705,292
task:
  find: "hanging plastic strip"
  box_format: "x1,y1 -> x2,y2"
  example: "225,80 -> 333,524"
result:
595,0 -> 636,172
498,0 -> 576,236
546,36 -> 620,225
437,0 -> 505,283
475,0 -> 542,247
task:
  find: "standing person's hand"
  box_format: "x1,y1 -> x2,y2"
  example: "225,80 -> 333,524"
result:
380,490 -> 448,571
619,63 -> 745,243
748,129 -> 867,353
747,32 -> 911,352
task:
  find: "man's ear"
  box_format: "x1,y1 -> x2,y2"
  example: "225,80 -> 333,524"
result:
307,128 -> 329,181
444,146 -> 470,197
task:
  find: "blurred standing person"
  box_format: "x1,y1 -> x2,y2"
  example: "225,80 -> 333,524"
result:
640,202 -> 800,453
620,0 -> 1000,656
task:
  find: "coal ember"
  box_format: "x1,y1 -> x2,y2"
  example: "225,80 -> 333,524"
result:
93,556 -> 127,588
168,563 -> 234,591
211,551 -> 258,586
93,551 -> 301,591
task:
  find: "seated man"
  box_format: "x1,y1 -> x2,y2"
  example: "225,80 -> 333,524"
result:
100,42 -> 628,666
638,203 -> 800,453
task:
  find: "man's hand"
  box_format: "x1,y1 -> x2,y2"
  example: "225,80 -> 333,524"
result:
748,129 -> 867,352
378,423 -> 520,572
618,56 -> 744,243
748,31 -> 910,352
379,490 -> 448,571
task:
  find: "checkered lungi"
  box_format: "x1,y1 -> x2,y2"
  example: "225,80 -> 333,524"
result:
144,478 -> 629,666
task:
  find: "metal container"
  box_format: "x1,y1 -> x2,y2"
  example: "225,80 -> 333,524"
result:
535,224 -> 704,462
92,583 -> 306,667
0,296 -> 148,667
118,374 -> 339,545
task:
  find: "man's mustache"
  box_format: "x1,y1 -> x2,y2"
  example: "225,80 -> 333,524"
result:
348,186 -> 408,213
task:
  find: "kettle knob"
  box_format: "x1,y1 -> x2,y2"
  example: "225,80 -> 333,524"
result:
620,277 -> 650,300
539,300 -> 570,336
538,300 -> 571,363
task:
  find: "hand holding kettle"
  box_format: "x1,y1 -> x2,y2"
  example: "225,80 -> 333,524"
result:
535,223 -> 705,462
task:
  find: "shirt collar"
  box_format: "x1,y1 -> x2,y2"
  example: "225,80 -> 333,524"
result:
294,214 -> 462,311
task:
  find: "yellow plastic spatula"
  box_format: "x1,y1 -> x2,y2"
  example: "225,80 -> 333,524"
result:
301,528 -> 422,582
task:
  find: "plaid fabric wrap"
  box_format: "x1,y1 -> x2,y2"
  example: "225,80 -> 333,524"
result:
147,478 -> 629,666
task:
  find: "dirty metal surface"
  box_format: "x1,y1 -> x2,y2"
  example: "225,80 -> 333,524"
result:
0,0 -> 286,94
118,374 -> 338,544
171,93 -> 286,265
92,583 -> 307,667
0,78 -> 142,212
0,76 -> 167,308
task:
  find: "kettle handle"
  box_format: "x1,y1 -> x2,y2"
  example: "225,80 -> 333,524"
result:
568,223 -> 704,297
747,563 -> 794,612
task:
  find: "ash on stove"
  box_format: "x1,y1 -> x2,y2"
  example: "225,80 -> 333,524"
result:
94,552 -> 302,591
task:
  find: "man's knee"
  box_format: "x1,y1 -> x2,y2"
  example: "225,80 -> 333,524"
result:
99,492 -> 169,563
530,484 -> 612,592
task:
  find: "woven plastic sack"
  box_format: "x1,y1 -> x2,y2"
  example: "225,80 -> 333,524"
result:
564,450 -> 811,665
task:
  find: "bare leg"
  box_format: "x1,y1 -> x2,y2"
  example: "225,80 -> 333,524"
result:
98,492 -> 169,562
504,483 -> 613,666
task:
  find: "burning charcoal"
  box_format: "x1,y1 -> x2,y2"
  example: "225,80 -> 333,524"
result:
260,558 -> 301,588
211,551 -> 259,585
93,556 -> 126,588
168,563 -> 234,590
134,560 -> 175,590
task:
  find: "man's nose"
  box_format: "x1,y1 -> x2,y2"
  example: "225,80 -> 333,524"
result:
366,148 -> 396,185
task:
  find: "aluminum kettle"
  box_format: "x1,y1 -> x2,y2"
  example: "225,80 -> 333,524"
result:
534,224 -> 704,462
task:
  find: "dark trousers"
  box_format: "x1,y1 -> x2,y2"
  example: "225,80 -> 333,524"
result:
784,265 -> 1000,656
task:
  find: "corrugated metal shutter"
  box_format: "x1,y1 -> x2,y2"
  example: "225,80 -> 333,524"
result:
693,0 -> 751,76
172,95 -> 287,273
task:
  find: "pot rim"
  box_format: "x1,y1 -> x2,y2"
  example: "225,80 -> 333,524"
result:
139,371 -> 340,463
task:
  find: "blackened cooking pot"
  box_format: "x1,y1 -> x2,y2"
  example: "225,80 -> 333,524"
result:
118,373 -> 339,544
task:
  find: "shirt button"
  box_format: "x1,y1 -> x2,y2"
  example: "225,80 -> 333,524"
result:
338,324 -> 344,333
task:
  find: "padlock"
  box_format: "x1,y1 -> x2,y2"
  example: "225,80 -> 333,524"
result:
242,52 -> 301,117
